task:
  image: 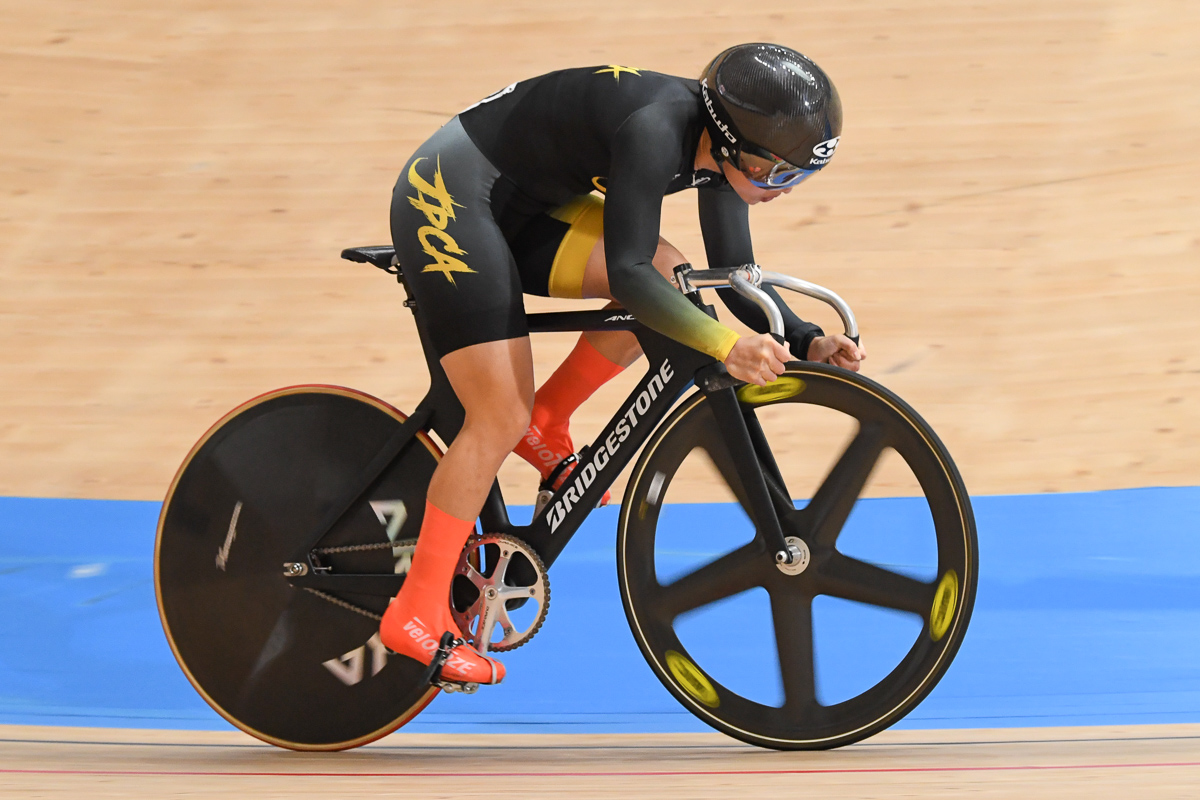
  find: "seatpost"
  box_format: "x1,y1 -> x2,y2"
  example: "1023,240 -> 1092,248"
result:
693,363 -> 796,565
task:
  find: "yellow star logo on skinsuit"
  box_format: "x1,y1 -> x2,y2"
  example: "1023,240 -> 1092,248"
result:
595,65 -> 641,82
407,156 -> 475,286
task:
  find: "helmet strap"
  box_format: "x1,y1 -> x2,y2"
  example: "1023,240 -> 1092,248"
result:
700,78 -> 742,169
712,138 -> 739,169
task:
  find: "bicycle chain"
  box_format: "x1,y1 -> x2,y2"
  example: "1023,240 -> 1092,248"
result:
302,539 -> 416,620
301,587 -> 383,622
313,541 -> 401,554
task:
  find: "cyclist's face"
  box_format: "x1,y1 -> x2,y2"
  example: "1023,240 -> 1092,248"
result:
721,161 -> 795,205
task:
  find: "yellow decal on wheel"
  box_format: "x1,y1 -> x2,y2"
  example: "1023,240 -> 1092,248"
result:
737,377 -> 806,405
929,569 -> 959,642
665,650 -> 720,708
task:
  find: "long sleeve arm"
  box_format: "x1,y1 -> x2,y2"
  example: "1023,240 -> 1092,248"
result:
603,107 -> 741,361
698,185 -> 824,359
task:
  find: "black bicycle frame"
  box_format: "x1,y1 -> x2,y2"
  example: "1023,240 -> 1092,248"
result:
513,316 -> 712,566
287,267 -> 790,594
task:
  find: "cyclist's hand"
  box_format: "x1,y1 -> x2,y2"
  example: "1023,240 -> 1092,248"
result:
724,334 -> 792,386
807,334 -> 866,372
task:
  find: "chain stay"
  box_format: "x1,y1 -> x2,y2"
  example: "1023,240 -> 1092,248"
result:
301,587 -> 383,622
301,538 -> 417,618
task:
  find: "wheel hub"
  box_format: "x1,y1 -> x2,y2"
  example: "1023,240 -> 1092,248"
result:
775,536 -> 811,576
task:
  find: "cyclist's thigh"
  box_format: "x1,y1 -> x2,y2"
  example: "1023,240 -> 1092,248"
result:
578,236 -> 686,300
508,194 -> 603,300
391,117 -> 526,359
508,194 -> 686,300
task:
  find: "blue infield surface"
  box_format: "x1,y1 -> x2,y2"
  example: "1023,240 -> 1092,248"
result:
1,487 -> 1198,733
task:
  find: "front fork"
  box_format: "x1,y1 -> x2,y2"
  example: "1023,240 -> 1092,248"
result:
694,363 -> 803,567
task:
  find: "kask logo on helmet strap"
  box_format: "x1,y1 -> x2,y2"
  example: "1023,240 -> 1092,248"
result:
701,80 -> 737,145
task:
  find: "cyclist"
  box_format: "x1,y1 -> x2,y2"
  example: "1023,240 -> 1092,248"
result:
379,43 -> 866,686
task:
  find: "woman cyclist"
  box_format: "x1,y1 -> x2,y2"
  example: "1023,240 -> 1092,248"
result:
379,43 -> 866,685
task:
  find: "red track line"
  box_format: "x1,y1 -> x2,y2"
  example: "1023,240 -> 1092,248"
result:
2,762 -> 1199,778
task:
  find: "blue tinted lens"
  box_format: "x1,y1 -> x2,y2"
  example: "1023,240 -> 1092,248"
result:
748,167 -> 816,189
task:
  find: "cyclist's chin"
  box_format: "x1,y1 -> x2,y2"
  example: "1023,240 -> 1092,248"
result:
723,169 -> 790,205
747,188 -> 789,205
722,163 -> 769,204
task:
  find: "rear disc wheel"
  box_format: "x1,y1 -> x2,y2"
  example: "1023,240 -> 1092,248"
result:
155,386 -> 442,750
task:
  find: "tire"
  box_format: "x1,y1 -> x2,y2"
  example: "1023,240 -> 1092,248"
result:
155,386 -> 442,750
617,363 -> 977,750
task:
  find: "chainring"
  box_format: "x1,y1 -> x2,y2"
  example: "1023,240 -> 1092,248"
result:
451,533 -> 550,653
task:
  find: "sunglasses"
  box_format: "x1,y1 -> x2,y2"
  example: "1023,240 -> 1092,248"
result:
737,150 -> 818,190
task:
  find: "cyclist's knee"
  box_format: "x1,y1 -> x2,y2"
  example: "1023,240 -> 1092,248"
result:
463,397 -> 531,451
502,403 -> 533,448
652,237 -> 687,280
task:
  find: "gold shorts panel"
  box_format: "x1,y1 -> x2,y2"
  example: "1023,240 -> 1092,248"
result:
545,194 -> 604,299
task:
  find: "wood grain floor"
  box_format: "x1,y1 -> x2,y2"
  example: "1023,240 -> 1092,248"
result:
1,724 -> 1198,798
2,0 -> 1197,503
2,1 -> 1198,796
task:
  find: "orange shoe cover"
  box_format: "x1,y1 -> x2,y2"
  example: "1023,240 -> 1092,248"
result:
517,422 -> 574,483
523,429 -> 613,507
380,502 -> 505,685
514,335 -> 625,504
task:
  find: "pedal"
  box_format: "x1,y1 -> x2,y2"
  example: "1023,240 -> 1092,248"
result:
436,680 -> 479,694
417,630 -> 490,693
533,452 -> 605,517
532,454 -> 572,521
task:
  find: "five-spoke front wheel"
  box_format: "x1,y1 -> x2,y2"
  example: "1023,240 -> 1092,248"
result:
617,363 -> 977,749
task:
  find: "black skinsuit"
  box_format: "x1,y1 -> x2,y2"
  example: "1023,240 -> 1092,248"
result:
390,65 -> 822,359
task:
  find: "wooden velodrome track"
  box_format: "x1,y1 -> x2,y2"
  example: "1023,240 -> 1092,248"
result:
1,725 -> 1198,798
2,0 -> 1199,796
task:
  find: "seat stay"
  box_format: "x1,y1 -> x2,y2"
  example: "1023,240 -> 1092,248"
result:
289,401 -> 434,568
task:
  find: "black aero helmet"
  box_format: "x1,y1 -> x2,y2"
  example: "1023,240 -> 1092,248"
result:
700,43 -> 843,179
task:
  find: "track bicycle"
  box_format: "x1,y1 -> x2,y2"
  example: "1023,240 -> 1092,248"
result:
154,246 -> 977,751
